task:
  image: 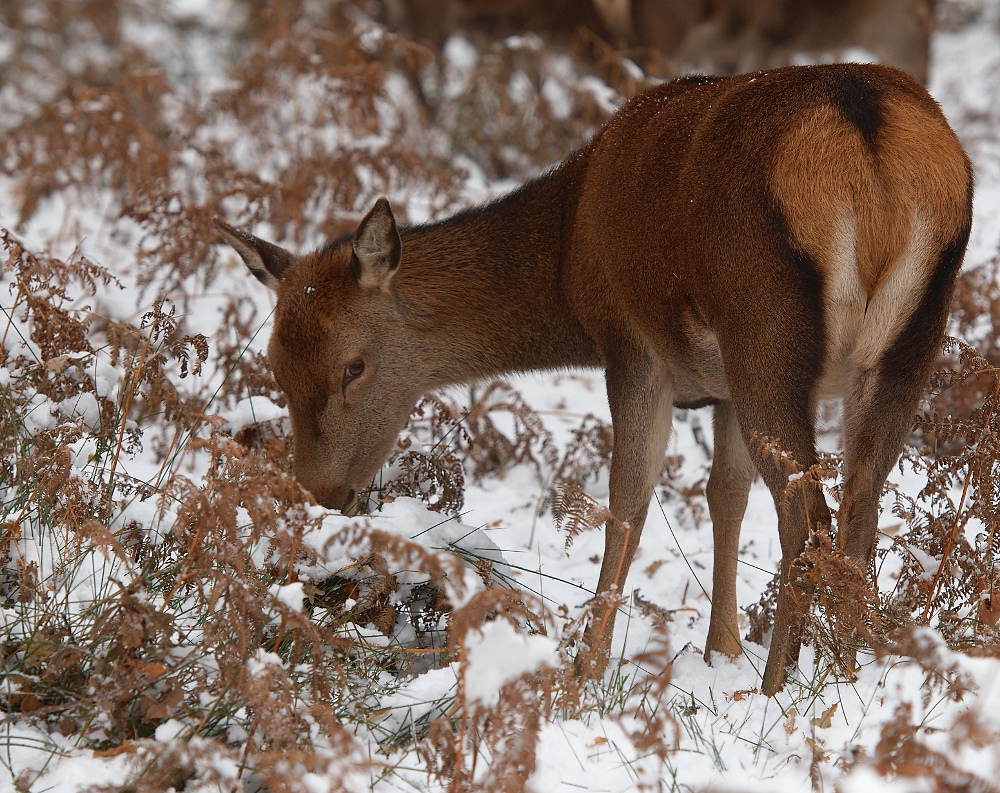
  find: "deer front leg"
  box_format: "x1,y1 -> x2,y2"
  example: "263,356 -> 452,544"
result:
580,350 -> 673,672
704,401 -> 755,661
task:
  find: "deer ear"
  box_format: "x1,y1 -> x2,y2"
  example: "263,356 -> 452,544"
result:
352,197 -> 401,291
214,218 -> 293,292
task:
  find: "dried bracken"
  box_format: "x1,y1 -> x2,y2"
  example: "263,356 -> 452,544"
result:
2,2 -> 1000,792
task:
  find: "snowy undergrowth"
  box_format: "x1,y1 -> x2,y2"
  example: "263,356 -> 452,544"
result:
2,1 -> 1000,791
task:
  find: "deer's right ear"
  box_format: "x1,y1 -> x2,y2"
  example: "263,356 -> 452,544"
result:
214,218 -> 293,292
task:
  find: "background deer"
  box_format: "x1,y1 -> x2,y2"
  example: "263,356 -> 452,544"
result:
216,63 -> 972,694
388,0 -> 936,83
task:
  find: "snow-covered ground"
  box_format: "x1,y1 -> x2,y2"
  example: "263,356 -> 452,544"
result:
3,4 -> 1000,791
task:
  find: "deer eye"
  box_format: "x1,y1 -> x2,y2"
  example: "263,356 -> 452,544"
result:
343,360 -> 365,389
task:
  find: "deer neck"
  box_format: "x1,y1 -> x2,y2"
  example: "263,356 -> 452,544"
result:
395,165 -> 600,387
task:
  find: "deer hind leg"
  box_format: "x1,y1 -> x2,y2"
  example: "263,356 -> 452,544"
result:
758,436 -> 830,696
837,237 -> 967,664
830,366 -> 918,673
839,369 -> 918,568
759,435 -> 830,696
704,400 -> 755,661
582,347 -> 673,672
725,354 -> 829,696
840,229 -> 969,566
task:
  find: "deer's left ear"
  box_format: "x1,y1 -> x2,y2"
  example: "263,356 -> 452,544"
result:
214,218 -> 294,292
352,197 -> 401,291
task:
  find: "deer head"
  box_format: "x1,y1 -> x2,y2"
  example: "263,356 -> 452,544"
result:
215,199 -> 422,513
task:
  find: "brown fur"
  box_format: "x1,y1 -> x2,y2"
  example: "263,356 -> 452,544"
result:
774,93 -> 970,300
215,63 -> 973,695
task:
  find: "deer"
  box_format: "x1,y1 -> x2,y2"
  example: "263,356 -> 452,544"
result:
592,0 -> 937,83
215,63 -> 972,695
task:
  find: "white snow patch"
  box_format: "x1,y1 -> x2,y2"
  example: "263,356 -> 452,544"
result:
462,620 -> 559,707
378,664 -> 459,736
269,581 -> 305,612
443,36 -> 479,99
542,76 -> 573,120
154,718 -> 186,742
214,395 -> 286,433
527,718 -> 659,792
247,649 -> 284,676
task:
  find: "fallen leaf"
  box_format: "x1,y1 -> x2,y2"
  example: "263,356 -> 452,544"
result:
811,703 -> 838,729
784,707 -> 798,736
644,560 -> 666,576
94,742 -> 138,758
18,694 -> 42,713
978,594 -> 1000,628
805,736 -> 829,762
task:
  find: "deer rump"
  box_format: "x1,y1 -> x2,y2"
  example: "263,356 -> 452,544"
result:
216,63 -> 973,695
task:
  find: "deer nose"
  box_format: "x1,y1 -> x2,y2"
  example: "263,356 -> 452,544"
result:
341,489 -> 359,516
314,486 -> 358,515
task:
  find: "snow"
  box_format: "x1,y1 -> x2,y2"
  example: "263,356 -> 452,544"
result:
527,718 -> 659,792
461,620 -> 559,707
377,664 -> 458,739
542,75 -> 574,120
11,746 -> 135,793
442,36 -> 479,100
268,581 -> 306,612
154,719 -> 186,742
215,394 -> 287,433
3,5 -> 1000,792
578,75 -> 623,115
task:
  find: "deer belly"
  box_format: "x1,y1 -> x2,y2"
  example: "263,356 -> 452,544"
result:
666,316 -> 731,405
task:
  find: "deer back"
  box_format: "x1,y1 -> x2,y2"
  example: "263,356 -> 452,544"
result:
563,65 -> 971,406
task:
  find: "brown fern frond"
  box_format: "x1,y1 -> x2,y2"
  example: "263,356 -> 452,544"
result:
549,481 -> 618,552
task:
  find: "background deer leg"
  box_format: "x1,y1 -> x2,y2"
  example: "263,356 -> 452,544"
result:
704,400 -> 755,661
581,348 -> 673,672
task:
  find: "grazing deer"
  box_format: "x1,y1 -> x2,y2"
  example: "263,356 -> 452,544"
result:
215,64 -> 972,695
